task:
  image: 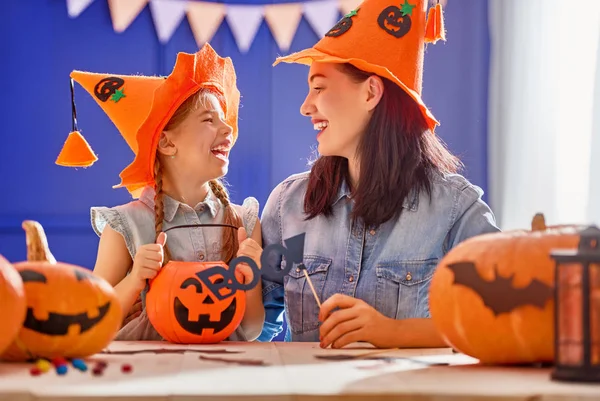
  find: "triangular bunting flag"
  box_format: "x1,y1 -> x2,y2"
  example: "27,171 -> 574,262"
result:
108,0 -> 149,33
302,0 -> 340,38
225,5 -> 264,53
149,0 -> 189,44
187,1 -> 226,47
338,0 -> 362,15
264,3 -> 303,52
66,0 -> 95,18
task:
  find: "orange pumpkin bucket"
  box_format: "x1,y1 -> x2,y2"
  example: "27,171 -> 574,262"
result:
145,224 -> 249,344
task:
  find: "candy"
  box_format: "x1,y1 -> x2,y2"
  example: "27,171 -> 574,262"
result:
121,364 -> 132,373
56,365 -> 68,375
29,367 -> 42,376
51,357 -> 67,367
71,358 -> 88,372
35,359 -> 51,373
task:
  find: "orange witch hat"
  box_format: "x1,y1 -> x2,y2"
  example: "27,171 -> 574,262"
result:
56,43 -> 241,198
56,71 -> 164,167
273,0 -> 446,131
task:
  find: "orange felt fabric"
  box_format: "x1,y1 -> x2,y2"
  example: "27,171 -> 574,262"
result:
56,43 -> 240,198
274,0 -> 445,131
55,131 -> 98,167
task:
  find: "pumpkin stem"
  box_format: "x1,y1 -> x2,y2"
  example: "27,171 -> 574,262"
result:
22,220 -> 56,263
531,213 -> 547,231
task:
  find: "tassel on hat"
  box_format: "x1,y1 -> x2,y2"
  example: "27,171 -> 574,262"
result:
55,78 -> 98,167
425,0 -> 446,44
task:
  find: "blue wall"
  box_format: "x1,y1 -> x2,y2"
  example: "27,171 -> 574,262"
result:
1,0 -> 490,337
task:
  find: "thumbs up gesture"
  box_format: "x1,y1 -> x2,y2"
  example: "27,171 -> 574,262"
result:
235,227 -> 263,285
131,232 -> 167,284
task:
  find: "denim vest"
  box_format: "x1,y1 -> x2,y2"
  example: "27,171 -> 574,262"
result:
258,171 -> 500,342
91,185 -> 259,341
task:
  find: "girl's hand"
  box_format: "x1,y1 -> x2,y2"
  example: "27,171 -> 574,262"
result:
130,232 -> 167,285
235,227 -> 262,285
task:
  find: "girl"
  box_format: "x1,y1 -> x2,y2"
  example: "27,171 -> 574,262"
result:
259,0 -> 499,348
58,44 -> 264,341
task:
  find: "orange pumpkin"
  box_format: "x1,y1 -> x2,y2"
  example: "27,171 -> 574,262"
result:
429,214 -> 585,365
0,221 -> 123,361
146,261 -> 246,343
0,255 -> 26,355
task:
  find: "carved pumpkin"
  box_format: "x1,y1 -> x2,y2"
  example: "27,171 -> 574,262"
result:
377,5 -> 412,38
0,221 -> 122,362
146,261 -> 246,343
0,255 -> 26,355
429,214 -> 585,365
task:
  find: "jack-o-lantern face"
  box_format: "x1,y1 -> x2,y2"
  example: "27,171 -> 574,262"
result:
325,9 -> 358,38
146,261 -> 246,344
377,5 -> 412,38
174,276 -> 238,335
0,221 -> 122,362
325,17 -> 353,37
19,268 -> 112,336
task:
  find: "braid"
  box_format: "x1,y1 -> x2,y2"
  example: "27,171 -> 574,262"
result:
209,179 -> 242,263
154,158 -> 172,264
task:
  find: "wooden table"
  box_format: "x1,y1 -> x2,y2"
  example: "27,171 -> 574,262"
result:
1,341 -> 600,400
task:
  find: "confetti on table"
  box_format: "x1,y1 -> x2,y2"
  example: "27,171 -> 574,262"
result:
199,355 -> 268,366
35,359 -> 51,373
101,348 -> 242,355
71,359 -> 88,372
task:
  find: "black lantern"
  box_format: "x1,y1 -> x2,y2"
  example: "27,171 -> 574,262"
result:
550,225 -> 600,382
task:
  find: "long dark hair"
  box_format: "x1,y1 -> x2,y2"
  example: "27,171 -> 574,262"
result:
304,63 -> 462,228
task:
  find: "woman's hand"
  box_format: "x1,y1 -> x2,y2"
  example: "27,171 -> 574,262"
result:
318,294 -> 394,349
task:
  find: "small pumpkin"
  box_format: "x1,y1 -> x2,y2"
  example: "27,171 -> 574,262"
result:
146,261 -> 246,343
377,5 -> 412,38
0,221 -> 122,361
429,214 -> 585,365
0,255 -> 26,355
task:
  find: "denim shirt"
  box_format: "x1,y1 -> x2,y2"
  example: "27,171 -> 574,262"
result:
91,185 -> 259,342
258,171 -> 499,342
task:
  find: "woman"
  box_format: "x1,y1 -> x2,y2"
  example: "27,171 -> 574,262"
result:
259,0 -> 499,348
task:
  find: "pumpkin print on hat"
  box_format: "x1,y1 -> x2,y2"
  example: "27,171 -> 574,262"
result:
0,255 -> 26,355
377,0 -> 415,38
326,8 -> 359,38
273,0 -> 446,132
429,214 -> 585,365
0,221 -> 122,362
146,260 -> 246,344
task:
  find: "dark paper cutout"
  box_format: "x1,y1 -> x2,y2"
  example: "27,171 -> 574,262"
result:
100,348 -> 242,355
19,270 -> 47,283
377,5 -> 412,38
314,354 -> 448,366
23,302 -> 111,335
174,297 -> 238,335
325,9 -> 358,37
160,224 -> 306,302
446,262 -> 553,316
94,77 -> 125,102
75,268 -> 100,282
199,355 -> 268,366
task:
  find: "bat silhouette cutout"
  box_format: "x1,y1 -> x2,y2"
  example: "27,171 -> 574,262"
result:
446,262 -> 553,316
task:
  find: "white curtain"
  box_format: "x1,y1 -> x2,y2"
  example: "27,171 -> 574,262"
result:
488,0 -> 600,230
